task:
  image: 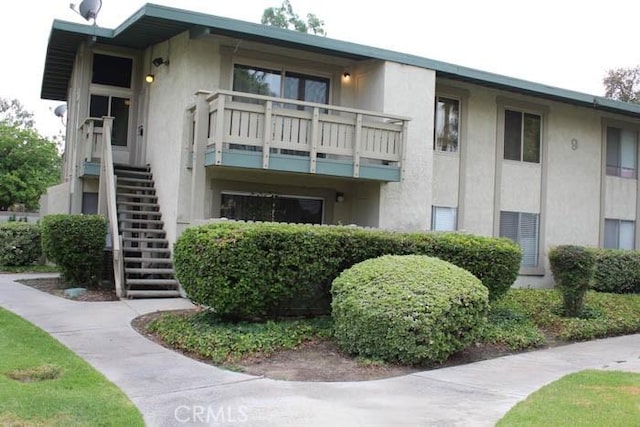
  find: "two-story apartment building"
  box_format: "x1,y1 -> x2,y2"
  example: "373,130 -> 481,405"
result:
40,3 -> 640,297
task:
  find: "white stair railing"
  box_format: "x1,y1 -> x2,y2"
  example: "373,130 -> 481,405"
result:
97,116 -> 125,298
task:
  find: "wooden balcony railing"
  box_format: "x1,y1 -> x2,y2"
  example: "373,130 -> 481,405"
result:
188,90 -> 409,181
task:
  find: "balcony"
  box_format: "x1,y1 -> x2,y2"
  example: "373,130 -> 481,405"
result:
189,90 -> 409,182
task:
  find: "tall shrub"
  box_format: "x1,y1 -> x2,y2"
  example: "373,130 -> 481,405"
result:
549,245 -> 595,317
174,222 -> 520,320
593,249 -> 640,294
0,222 -> 41,266
41,215 -> 107,287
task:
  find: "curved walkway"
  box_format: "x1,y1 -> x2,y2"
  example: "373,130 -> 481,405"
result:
1,273 -> 639,427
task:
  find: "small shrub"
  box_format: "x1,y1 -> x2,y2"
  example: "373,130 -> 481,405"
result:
331,255 -> 489,365
593,249 -> 640,294
41,215 -> 107,287
0,223 -> 42,266
549,245 -> 595,317
174,222 -> 520,320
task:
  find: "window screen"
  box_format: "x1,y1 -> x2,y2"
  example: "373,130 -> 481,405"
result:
500,211 -> 539,268
604,219 -> 635,250
431,206 -> 457,231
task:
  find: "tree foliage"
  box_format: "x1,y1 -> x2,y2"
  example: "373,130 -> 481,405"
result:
0,98 -> 35,129
0,97 -> 61,210
261,0 -> 326,36
603,66 -> 640,103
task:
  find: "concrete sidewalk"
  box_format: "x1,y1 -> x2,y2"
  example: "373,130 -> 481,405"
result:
1,273 -> 639,427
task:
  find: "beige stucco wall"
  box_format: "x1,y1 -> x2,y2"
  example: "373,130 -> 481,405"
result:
144,33 -> 223,246
41,182 -> 71,218
432,153 -> 459,208
377,62 -> 434,231
500,162 -> 541,213
605,176 -> 637,220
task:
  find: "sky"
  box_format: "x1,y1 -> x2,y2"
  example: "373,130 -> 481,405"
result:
1,0 -> 638,139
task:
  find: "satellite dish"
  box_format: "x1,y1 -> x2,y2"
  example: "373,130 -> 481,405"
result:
70,0 -> 102,24
54,104 -> 67,118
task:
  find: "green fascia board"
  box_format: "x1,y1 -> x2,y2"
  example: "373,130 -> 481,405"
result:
44,3 -> 640,117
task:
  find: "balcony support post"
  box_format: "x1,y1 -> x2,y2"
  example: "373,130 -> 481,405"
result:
353,113 -> 363,178
262,101 -> 273,169
190,90 -> 210,221
309,107 -> 320,173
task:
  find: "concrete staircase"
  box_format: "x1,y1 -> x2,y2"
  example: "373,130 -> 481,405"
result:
114,164 -> 180,298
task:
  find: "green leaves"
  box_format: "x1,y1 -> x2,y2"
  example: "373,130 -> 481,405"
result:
0,223 -> 41,266
41,215 -> 107,287
331,255 -> 489,365
593,249 -> 640,294
0,123 -> 60,210
549,245 -> 596,317
174,222 -> 520,321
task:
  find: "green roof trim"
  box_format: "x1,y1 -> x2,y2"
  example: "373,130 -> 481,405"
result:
41,3 -> 640,118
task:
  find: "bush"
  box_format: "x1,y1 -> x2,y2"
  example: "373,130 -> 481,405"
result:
549,245 -> 595,317
41,215 -> 107,287
592,249 -> 640,294
331,255 -> 489,364
174,222 -> 520,320
0,223 -> 41,266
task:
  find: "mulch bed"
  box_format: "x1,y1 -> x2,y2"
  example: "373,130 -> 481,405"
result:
16,277 -> 118,302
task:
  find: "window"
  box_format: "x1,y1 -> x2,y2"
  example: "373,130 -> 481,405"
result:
92,54 -> 132,88
606,126 -> 638,178
89,95 -> 130,147
431,206 -> 457,231
434,97 -> 459,152
500,211 -> 539,268
233,64 -> 329,105
604,219 -> 635,250
504,110 -> 541,163
220,193 -> 324,224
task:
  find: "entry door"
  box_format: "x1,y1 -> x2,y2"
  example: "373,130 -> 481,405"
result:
90,94 -> 132,165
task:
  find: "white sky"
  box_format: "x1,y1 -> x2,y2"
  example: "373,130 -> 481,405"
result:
1,0 -> 638,139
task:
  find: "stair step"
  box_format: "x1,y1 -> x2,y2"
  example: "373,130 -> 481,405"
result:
125,257 -> 173,264
117,201 -> 159,208
121,228 -> 166,235
118,210 -> 163,217
126,290 -> 181,298
116,184 -> 156,192
117,177 -> 154,185
126,268 -> 175,275
117,194 -> 158,202
123,247 -> 172,254
114,163 -> 150,172
123,237 -> 168,244
115,169 -> 152,176
127,278 -> 179,286
119,218 -> 164,225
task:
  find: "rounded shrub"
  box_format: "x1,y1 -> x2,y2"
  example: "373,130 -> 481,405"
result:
0,222 -> 42,266
549,245 -> 595,317
331,255 -> 489,365
41,214 -> 107,287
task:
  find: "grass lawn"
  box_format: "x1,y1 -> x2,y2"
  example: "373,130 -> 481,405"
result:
497,369 -> 640,426
0,307 -> 144,426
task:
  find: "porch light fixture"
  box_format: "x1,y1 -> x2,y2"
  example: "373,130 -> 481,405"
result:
342,72 -> 351,81
152,57 -> 169,67
145,73 -> 155,83
336,192 -> 345,203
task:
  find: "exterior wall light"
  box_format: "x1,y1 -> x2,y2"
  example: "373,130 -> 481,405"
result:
145,74 -> 155,83
342,72 -> 351,81
336,192 -> 345,203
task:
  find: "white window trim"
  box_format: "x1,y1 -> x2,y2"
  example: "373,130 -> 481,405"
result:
434,95 -> 461,155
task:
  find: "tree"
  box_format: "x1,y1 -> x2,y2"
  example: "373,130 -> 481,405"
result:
603,66 -> 640,103
0,97 -> 61,211
0,98 -> 35,128
261,0 -> 326,36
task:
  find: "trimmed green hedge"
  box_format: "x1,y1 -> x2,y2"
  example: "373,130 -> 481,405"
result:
0,223 -> 41,266
174,221 -> 520,320
41,215 -> 107,287
331,255 -> 489,364
549,245 -> 595,317
593,249 -> 640,294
